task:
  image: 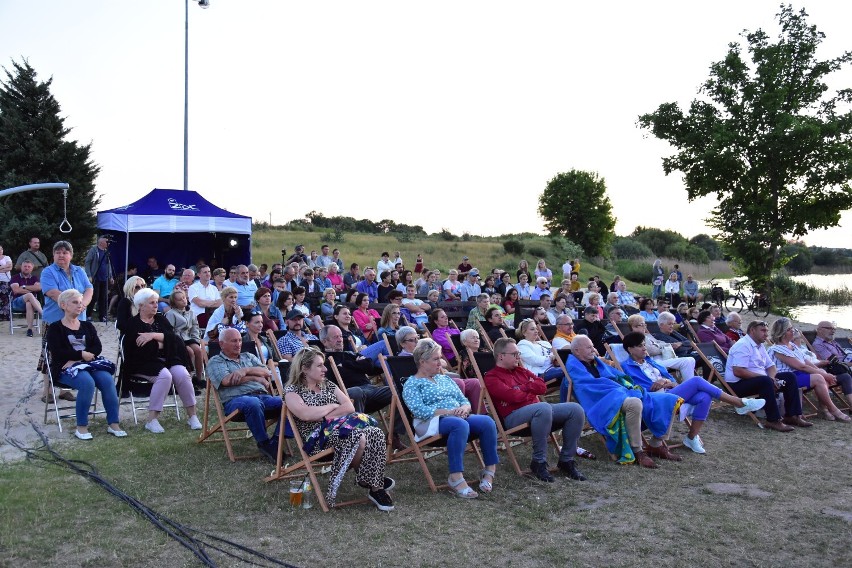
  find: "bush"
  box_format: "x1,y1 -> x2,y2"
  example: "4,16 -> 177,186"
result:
614,259 -> 652,284
321,227 -> 345,243
527,245 -> 548,259
439,228 -> 456,241
395,232 -> 416,243
612,237 -> 653,259
503,240 -> 525,255
461,232 -> 472,242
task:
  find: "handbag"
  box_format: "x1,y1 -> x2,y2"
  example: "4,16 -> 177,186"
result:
60,356 -> 117,381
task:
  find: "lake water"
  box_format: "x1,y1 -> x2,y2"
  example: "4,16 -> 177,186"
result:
788,274 -> 851,326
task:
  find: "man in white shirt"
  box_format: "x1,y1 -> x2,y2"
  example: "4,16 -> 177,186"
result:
724,320 -> 807,432
188,265 -> 222,319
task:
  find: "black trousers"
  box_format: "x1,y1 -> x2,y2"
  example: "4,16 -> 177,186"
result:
728,372 -> 800,422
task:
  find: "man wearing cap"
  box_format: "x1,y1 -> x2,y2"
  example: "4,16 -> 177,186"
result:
457,256 -> 473,277
286,245 -> 308,265
275,309 -> 319,361
458,269 -> 481,302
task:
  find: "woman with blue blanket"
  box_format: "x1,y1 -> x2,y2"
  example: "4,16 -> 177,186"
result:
620,332 -> 766,455
564,335 -> 681,468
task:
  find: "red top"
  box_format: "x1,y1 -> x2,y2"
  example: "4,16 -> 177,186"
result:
484,365 -> 547,421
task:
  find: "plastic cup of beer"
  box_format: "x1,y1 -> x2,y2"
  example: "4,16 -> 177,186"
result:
289,480 -> 303,507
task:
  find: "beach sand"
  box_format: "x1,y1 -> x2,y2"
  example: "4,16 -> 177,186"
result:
1,312 -> 847,464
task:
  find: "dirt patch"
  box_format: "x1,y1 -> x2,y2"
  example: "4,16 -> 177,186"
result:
704,483 -> 772,498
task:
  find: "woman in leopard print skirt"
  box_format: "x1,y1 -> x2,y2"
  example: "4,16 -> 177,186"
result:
284,348 -> 395,511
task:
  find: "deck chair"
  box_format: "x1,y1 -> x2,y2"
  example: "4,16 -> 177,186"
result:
692,341 -> 762,427
646,321 -> 661,335
539,325 -> 556,341
383,333 -> 400,356
115,334 -> 181,425
378,354 -> 484,492
468,349 -> 560,476
42,342 -> 106,433
262,371 -> 367,512
681,320 -> 700,343
196,344 -> 282,462
325,351 -> 392,434
616,322 -> 630,339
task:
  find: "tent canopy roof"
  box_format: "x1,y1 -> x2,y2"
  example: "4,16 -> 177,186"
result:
97,188 -> 252,234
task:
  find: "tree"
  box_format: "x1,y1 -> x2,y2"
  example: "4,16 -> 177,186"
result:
638,6 -> 852,290
0,60 -> 100,260
538,169 -> 615,258
689,234 -> 723,260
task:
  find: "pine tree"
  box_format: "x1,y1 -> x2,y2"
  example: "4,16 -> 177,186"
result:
0,59 -> 100,262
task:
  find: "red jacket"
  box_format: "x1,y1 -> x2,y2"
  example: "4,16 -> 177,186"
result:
484,365 -> 547,421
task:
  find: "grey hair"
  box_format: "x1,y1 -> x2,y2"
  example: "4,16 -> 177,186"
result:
396,326 -> 418,345
460,328 -> 479,343
657,311 -> 676,325
412,338 -> 442,369
133,287 -> 159,309
725,312 -> 742,324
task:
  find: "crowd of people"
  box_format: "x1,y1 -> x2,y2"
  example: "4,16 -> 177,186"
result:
5,237 -> 850,511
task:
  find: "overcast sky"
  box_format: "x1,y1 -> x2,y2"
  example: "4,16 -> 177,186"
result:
1,1 -> 849,247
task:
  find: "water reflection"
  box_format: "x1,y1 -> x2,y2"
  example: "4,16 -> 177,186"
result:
789,274 -> 851,326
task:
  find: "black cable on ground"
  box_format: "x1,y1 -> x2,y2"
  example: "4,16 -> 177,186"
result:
5,381 -> 300,568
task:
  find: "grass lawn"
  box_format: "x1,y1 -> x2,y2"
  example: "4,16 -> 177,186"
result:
2,402 -> 850,567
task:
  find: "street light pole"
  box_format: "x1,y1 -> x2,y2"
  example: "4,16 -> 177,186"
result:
184,0 -> 209,191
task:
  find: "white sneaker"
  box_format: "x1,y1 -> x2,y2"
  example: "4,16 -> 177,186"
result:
187,415 -> 202,430
736,398 -> 766,415
145,419 -> 165,434
682,434 -> 706,454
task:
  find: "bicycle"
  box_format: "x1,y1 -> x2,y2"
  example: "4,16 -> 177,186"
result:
724,280 -> 770,317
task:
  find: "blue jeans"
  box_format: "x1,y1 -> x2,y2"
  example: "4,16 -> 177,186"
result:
223,393 -> 282,444
59,369 -> 119,427
359,341 -> 390,365
438,414 -> 499,473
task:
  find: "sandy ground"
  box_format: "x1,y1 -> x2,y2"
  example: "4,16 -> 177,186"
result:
1,311 -> 847,464
0,319 -> 121,463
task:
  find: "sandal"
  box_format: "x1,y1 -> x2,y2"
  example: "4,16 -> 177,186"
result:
576,447 -> 597,460
820,410 -> 836,421
448,476 -> 478,499
832,411 -> 851,423
479,468 -> 495,493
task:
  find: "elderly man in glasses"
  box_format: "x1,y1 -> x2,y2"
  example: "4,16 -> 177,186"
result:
484,338 -> 586,482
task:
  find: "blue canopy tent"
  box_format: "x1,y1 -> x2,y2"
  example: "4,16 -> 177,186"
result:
97,188 -> 252,277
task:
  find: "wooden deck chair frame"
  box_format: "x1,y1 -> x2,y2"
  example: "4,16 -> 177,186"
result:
325,351 -> 391,433
602,343 -> 690,449
263,371 -> 371,512
42,343 -> 106,432
196,343 -> 282,462
378,354 -> 484,492
692,340 -> 762,427
467,347 -> 560,476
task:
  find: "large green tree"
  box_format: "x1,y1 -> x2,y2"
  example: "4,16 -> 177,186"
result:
0,60 -> 100,261
638,5 -> 852,290
537,169 -> 615,258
